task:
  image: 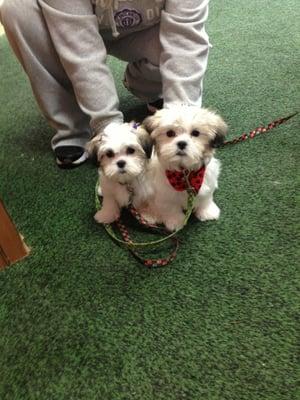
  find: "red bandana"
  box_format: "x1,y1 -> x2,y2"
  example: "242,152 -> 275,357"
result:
165,166 -> 206,193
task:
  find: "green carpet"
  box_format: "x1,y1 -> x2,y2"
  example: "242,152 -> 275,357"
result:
0,1 -> 299,399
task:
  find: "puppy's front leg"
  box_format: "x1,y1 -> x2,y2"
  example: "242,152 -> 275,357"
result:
94,196 -> 120,224
194,160 -> 221,222
135,203 -> 159,225
194,192 -> 220,222
160,205 -> 186,232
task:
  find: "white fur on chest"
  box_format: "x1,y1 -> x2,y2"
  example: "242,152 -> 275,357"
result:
100,174 -> 129,207
100,170 -> 153,208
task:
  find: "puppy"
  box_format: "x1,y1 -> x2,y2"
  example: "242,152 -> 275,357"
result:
87,122 -> 153,224
142,106 -> 228,231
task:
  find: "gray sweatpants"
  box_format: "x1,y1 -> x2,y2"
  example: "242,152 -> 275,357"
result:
0,0 -> 162,149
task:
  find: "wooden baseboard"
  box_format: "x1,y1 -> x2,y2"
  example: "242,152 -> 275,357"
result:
0,200 -> 30,269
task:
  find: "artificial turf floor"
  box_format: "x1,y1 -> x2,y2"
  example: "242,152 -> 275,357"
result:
0,1 -> 299,399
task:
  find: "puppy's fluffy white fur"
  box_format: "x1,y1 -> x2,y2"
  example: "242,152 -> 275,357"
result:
141,106 -> 228,231
87,122 -> 152,224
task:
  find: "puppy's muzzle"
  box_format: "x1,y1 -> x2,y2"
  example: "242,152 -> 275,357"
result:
176,140 -> 188,156
117,160 -> 126,168
117,159 -> 127,173
177,141 -> 187,150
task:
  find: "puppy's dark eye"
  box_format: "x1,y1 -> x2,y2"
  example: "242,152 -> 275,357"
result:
126,147 -> 135,155
106,150 -> 115,158
166,130 -> 176,138
191,130 -> 200,137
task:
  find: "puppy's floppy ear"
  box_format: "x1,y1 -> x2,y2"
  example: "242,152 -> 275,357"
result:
86,134 -> 102,157
143,110 -> 163,135
210,115 -> 228,148
135,124 -> 153,158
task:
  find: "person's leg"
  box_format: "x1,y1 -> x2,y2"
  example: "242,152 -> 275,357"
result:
0,0 -> 90,156
107,25 -> 163,103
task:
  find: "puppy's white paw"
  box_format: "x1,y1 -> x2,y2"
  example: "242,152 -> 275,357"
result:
94,209 -> 120,224
135,204 -> 158,225
196,201 -> 220,222
140,213 -> 158,225
164,213 -> 186,232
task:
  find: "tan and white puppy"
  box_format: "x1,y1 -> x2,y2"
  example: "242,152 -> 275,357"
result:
87,122 -> 153,224
142,106 -> 228,231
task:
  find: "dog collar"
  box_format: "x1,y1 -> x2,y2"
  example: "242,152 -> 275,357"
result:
165,166 -> 206,193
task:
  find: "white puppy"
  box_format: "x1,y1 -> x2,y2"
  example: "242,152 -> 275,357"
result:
87,122 -> 153,224
142,106 -> 228,231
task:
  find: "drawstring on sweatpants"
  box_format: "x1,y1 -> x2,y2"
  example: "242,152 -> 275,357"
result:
99,0 -> 134,38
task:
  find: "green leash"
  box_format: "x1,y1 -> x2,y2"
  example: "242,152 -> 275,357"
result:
95,180 -> 196,248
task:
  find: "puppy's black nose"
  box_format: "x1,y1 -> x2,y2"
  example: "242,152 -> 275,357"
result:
117,160 -> 126,169
177,141 -> 187,150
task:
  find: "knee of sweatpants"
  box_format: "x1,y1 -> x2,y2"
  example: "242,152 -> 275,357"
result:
0,0 -> 37,31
